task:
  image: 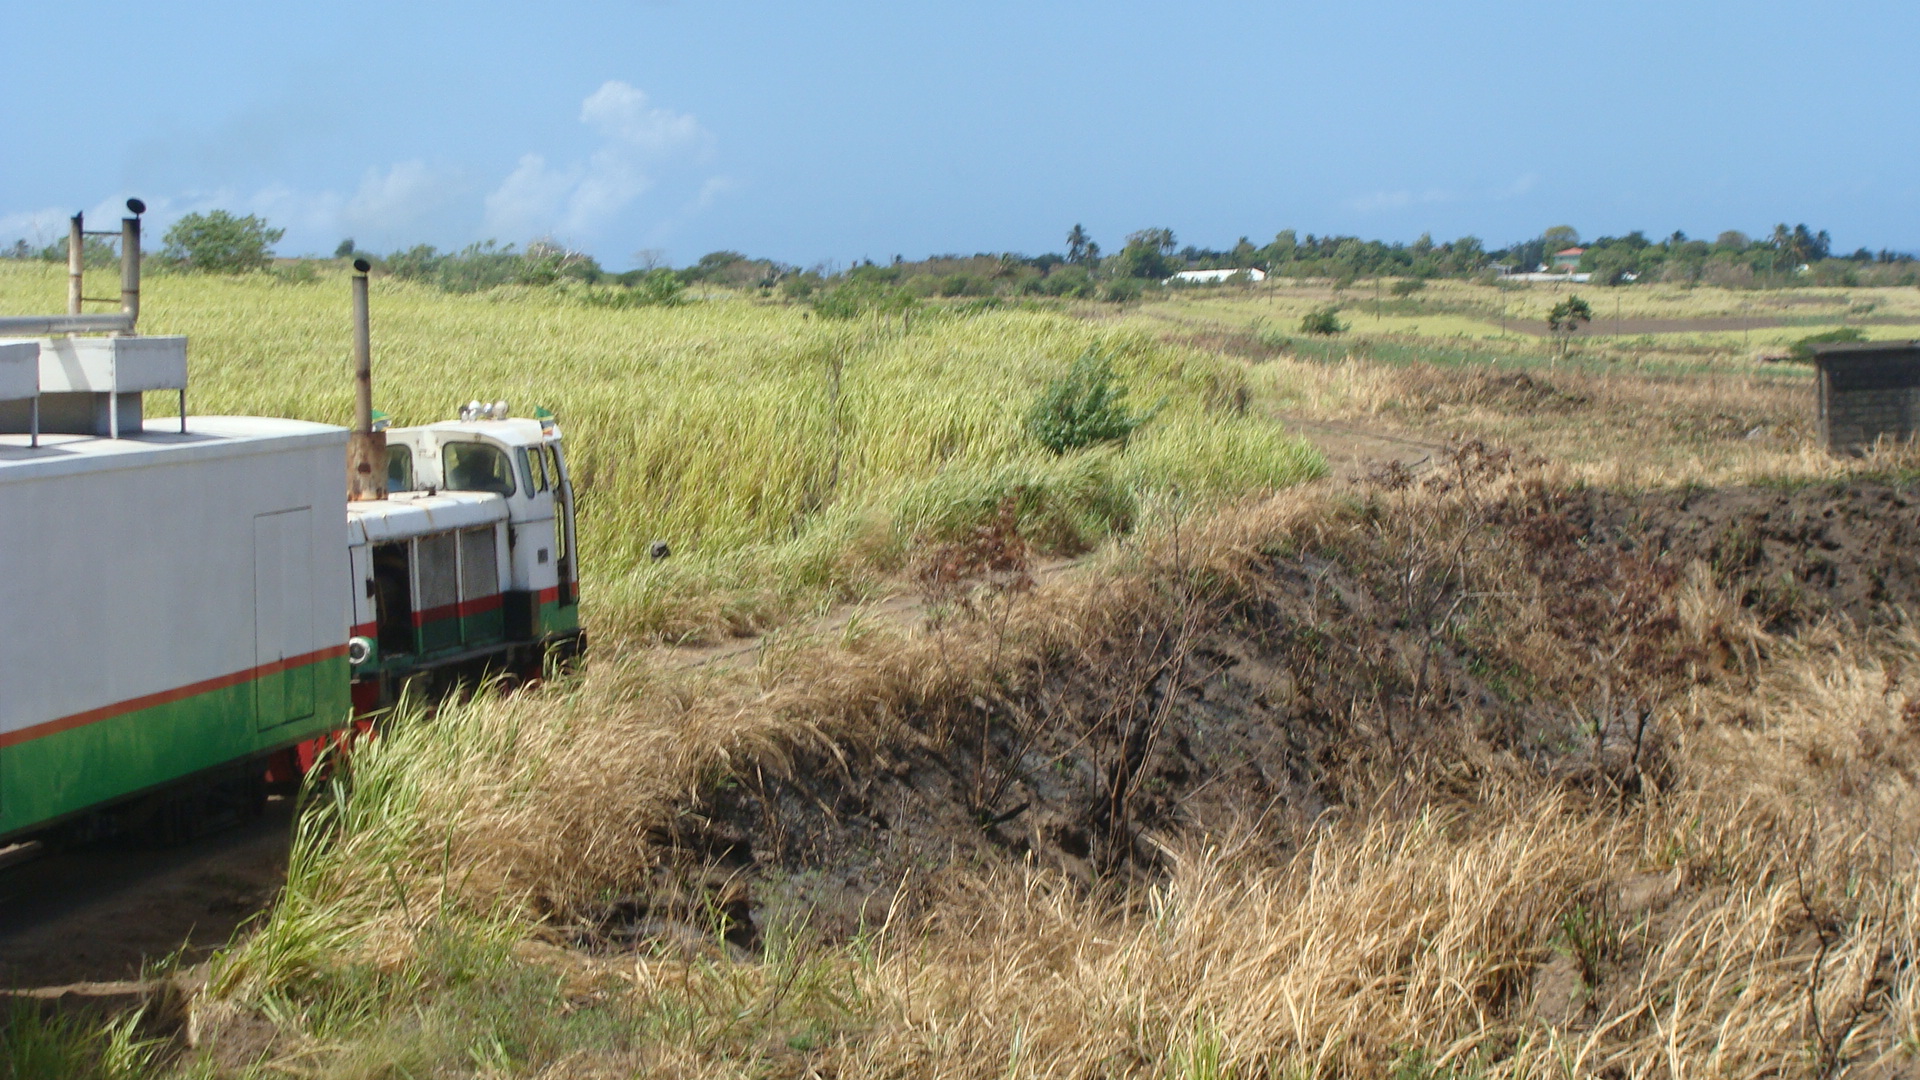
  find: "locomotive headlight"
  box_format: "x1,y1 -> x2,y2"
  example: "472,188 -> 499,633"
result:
347,636 -> 375,666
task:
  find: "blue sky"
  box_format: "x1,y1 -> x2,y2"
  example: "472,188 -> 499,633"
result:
4,2 -> 1917,270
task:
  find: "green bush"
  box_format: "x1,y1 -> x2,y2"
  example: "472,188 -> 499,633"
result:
568,271 -> 686,309
780,274 -> 822,301
1026,348 -> 1157,455
1028,265 -> 1096,299
1789,326 -> 1869,360
811,280 -> 920,320
631,267 -> 686,306
380,241 -> 604,294
1300,305 -> 1347,335
160,210 -> 284,273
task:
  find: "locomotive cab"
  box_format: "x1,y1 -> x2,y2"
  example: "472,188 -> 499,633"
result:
345,406 -> 582,708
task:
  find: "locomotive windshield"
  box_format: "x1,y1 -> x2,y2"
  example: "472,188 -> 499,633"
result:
443,441 -> 516,496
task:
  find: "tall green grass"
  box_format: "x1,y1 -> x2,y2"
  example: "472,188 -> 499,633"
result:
0,264 -> 1322,642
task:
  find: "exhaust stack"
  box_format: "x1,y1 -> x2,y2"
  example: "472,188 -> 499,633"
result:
346,258 -> 387,501
120,199 -> 144,330
0,198 -> 144,337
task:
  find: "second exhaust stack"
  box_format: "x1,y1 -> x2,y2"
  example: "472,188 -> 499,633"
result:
346,258 -> 387,501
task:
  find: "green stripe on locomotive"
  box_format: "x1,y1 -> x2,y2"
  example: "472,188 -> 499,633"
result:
0,655 -> 351,837
538,596 -> 579,638
415,606 -> 508,655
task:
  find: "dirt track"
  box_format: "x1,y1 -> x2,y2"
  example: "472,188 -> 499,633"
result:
0,801 -> 294,991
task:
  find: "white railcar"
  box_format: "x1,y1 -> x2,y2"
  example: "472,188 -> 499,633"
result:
0,336 -> 353,839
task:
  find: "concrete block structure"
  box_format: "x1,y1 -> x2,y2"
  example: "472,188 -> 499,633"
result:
1813,341 -> 1920,454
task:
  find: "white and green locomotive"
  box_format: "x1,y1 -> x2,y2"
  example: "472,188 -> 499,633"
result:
0,217 -> 581,842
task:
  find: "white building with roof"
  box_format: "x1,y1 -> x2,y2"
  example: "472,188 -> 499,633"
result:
1167,268 -> 1266,285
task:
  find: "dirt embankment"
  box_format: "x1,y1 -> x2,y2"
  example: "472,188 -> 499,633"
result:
1555,481 -> 1920,631
609,458 -> 1920,949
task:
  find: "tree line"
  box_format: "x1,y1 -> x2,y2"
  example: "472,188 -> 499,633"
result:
7,210 -> 1914,298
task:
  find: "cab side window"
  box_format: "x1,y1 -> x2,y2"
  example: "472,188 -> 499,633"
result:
532,446 -> 551,491
442,442 -> 516,496
386,445 -> 414,492
517,447 -> 549,494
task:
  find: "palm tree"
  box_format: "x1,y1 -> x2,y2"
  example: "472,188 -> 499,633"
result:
1066,224 -> 1090,265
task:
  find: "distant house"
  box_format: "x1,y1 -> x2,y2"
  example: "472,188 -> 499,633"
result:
1550,247 -> 1586,272
1168,268 -> 1267,284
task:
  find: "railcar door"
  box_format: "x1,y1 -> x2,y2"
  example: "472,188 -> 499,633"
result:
253,508 -> 316,730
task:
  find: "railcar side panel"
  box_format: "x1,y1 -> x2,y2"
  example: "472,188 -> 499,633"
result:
0,420 -> 352,838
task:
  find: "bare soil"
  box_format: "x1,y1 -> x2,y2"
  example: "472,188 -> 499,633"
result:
1551,481 -> 1920,640
607,466 -> 1920,951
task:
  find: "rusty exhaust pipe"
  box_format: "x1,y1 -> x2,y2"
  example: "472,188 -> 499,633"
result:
346,258 -> 387,501
67,213 -> 83,317
121,198 -> 143,333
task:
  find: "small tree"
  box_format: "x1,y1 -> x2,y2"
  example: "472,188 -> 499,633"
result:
1026,348 -> 1157,454
1541,225 -> 1581,252
1547,294 -> 1593,359
1115,228 -> 1177,280
632,267 -> 686,306
1300,305 -> 1347,335
162,211 -> 284,273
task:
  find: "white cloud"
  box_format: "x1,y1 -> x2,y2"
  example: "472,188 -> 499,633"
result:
3,82 -> 715,261
484,81 -> 711,244
483,154 -> 585,241
343,161 -> 452,236
580,81 -> 706,156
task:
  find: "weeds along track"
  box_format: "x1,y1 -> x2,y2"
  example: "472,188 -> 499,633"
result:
189,448 -> 1920,1076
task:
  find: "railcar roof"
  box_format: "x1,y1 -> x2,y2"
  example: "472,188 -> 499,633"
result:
347,490 -> 508,543
0,416 -> 346,481
396,418 -> 555,446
